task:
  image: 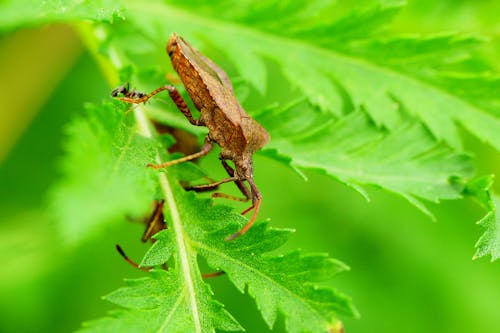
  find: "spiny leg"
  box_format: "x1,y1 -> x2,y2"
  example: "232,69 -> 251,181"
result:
219,159 -> 252,201
211,192 -> 249,202
117,84 -> 210,169
116,84 -> 204,127
218,159 -> 260,240
225,178 -> 262,241
114,84 -> 169,115
184,159 -> 237,193
184,176 -> 239,192
201,271 -> 226,278
118,85 -> 170,104
165,85 -> 204,126
185,158 -> 251,203
147,136 -> 213,169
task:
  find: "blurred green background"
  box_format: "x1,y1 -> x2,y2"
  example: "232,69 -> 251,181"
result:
0,1 -> 499,332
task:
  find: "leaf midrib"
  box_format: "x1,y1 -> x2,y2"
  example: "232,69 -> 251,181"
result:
133,106 -> 202,333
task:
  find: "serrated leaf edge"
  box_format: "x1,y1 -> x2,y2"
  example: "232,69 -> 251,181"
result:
193,240 -> 351,329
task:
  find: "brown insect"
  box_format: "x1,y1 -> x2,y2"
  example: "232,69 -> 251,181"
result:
114,33 -> 269,241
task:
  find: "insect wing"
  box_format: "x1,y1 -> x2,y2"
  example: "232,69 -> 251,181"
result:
177,37 -> 234,93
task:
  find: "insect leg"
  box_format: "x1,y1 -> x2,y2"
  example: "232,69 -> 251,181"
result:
165,85 -> 204,126
116,244 -> 150,272
116,85 -> 204,125
201,271 -> 226,279
225,178 -> 262,241
222,159 -> 252,201
118,85 -> 170,104
211,193 -> 249,202
184,176 -> 239,191
184,159 -> 251,202
210,159 -> 251,202
185,158 -> 237,193
147,136 -> 213,169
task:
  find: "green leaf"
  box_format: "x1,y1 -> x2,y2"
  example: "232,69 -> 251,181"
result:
0,0 -> 124,31
79,269 -> 241,333
474,195 -> 500,261
475,196 -> 500,261
105,0 -> 500,152
49,102 -> 158,243
52,104 -> 243,332
140,230 -> 175,267
70,0 -> 479,218
9,0 -> 491,218
171,191 -> 358,331
63,103 -> 356,332
257,102 -> 473,217
464,176 -> 500,261
135,188 -> 357,332
10,0 -> 495,331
